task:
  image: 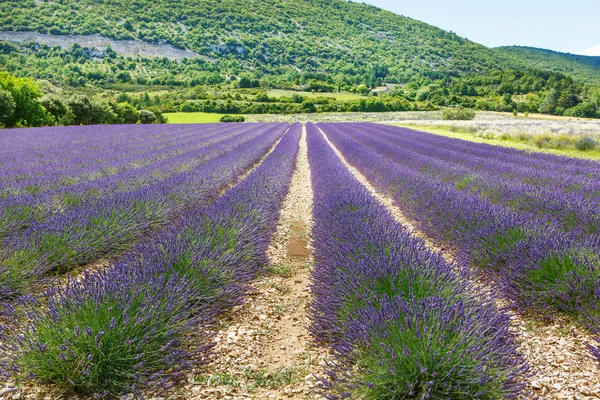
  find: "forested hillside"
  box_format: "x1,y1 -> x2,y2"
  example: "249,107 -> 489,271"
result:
499,46 -> 600,86
1,0 -> 521,83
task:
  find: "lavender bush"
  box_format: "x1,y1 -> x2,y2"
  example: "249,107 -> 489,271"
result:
306,123 -> 527,398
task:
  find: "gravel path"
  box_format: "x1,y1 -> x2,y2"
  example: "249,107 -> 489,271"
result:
187,126 -> 327,399
317,126 -> 600,400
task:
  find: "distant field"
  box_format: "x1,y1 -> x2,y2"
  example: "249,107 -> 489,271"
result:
396,123 -> 600,161
267,89 -> 364,101
165,112 -> 227,123
490,111 -> 586,121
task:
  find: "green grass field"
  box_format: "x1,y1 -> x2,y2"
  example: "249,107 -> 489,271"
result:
398,124 -> 600,161
165,112 -> 229,124
267,89 -> 364,101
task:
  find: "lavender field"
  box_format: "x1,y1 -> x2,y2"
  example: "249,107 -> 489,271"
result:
1,123 -> 599,399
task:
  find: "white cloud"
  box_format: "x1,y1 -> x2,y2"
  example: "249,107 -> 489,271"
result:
579,44 -> 600,56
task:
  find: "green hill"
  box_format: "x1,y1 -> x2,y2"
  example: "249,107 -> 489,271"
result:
1,0 -> 520,81
498,46 -> 600,86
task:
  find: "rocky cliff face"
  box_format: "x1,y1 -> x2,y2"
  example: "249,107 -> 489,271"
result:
0,31 -> 211,61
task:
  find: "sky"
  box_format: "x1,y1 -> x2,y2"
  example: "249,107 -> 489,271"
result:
352,0 -> 600,56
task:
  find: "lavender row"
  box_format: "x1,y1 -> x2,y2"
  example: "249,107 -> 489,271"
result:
0,124 -> 301,396
0,123 -> 289,299
323,123 -> 600,235
338,123 -> 600,202
371,123 -> 600,182
0,124 -> 251,197
306,123 -> 527,398
0,124 -> 188,186
319,123 -> 600,335
0,124 -> 270,242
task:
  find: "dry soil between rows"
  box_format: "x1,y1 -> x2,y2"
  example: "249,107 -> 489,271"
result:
317,126 -> 600,400
184,126 -> 327,399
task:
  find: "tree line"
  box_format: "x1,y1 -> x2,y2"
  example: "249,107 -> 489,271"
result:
0,72 -> 166,128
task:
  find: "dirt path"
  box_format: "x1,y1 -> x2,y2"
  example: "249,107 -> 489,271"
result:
317,127 -> 600,400
189,126 -> 326,400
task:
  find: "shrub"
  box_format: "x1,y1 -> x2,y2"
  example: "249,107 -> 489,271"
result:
219,115 -> 245,122
2,265 -> 197,396
441,107 -> 476,120
139,110 -> 157,124
307,123 -> 528,399
301,101 -> 316,113
575,137 -> 598,151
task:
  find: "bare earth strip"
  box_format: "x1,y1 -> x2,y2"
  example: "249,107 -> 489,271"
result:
189,126 -> 326,399
317,126 -> 600,400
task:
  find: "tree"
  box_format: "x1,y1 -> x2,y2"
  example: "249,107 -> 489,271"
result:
356,84 -> 370,95
89,101 -> 118,124
105,44 -> 117,59
564,102 -> 598,118
220,115 -> 245,122
254,92 -> 271,102
139,110 -> 157,124
41,96 -> 69,123
147,107 -> 167,124
0,89 -> 15,126
301,101 -> 316,113
67,95 -> 95,125
67,96 -> 118,125
539,89 -> 559,115
123,20 -> 134,32
0,72 -> 50,127
557,85 -> 579,110
238,76 -> 252,88
114,102 -> 140,124
116,71 -> 132,83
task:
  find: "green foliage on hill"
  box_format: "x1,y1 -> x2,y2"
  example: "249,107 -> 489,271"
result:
0,0 -> 520,83
498,46 -> 600,86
